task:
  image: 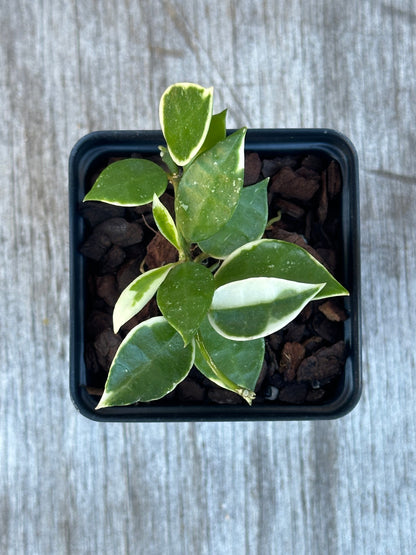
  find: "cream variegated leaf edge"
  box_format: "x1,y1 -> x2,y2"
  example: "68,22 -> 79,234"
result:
113,264 -> 176,333
208,276 -> 325,340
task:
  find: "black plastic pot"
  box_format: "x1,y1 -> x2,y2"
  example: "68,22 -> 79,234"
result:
69,129 -> 361,421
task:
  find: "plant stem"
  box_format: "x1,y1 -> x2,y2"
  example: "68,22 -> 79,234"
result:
195,331 -> 256,406
266,210 -> 282,228
194,252 -> 210,264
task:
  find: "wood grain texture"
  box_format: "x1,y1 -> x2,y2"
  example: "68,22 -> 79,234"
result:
1,0 -> 415,553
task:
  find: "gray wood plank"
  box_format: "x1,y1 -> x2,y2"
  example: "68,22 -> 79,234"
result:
1,0 -> 416,553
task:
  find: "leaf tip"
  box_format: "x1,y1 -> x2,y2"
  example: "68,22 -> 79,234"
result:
95,396 -> 109,410
240,388 -> 256,406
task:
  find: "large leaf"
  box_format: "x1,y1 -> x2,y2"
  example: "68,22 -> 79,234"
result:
198,178 -> 269,258
159,82 -> 213,166
194,317 -> 264,392
157,261 -> 215,345
84,159 -> 168,206
113,264 -> 175,333
176,128 -> 247,242
208,277 -> 324,340
152,194 -> 181,251
96,317 -> 195,408
214,239 -> 349,299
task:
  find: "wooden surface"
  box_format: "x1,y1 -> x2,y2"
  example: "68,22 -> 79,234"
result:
1,1 -> 415,553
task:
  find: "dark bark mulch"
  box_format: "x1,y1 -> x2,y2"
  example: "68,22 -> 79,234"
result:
80,150 -> 347,406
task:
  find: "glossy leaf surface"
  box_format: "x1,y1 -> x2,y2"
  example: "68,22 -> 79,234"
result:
152,194 -> 181,251
214,239 -> 349,299
176,128 -> 246,242
195,317 -> 265,392
208,277 -> 324,340
195,109 -> 227,157
113,264 -> 175,333
157,262 -> 215,345
159,82 -> 213,166
84,159 -> 168,206
198,178 -> 269,258
96,317 -> 194,408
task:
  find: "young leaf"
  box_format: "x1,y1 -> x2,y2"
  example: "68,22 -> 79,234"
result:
158,145 -> 178,175
96,317 -> 195,408
113,264 -> 175,333
194,317 -> 264,392
208,277 -> 324,340
152,194 -> 181,251
195,109 -> 227,157
159,83 -> 213,166
157,261 -> 215,345
214,239 -> 349,299
176,127 -> 247,242
84,159 -> 168,206
198,178 -> 269,258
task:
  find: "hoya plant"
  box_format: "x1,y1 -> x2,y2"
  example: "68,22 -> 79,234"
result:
84,82 -> 348,409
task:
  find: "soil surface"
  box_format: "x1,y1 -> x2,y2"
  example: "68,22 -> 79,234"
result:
80,150 -> 347,406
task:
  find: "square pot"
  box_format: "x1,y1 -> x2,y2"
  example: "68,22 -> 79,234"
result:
69,129 -> 361,421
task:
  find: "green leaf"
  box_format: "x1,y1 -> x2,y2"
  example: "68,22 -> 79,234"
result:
84,159 -> 168,206
157,262 -> 215,345
195,109 -> 227,157
96,317 -> 194,408
208,277 -> 324,340
152,194 -> 181,251
176,127 -> 247,242
113,264 -> 175,333
158,145 -> 179,175
198,178 -> 269,258
159,83 -> 213,166
214,239 -> 349,299
194,317 -> 264,392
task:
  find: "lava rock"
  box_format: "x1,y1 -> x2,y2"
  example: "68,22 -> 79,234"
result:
117,259 -> 142,292
79,202 -> 126,227
278,383 -> 308,404
145,233 -> 178,269
278,342 -> 306,382
297,341 -> 346,385
100,245 -> 126,273
318,300 -> 348,322
94,218 -> 143,247
94,328 -> 122,370
96,274 -> 119,307
270,166 -> 320,201
244,152 -> 262,185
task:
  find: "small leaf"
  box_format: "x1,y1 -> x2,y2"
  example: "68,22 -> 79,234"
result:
159,83 -> 213,166
84,159 -> 168,206
157,261 -> 215,345
113,264 -> 175,333
195,109 -> 227,157
158,145 -> 178,175
152,194 -> 181,251
176,127 -> 247,242
96,317 -> 194,408
194,317 -> 264,392
198,178 -> 269,258
208,277 -> 324,340
215,239 -> 349,299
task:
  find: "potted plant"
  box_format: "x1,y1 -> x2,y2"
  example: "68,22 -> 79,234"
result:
69,83 -> 361,421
